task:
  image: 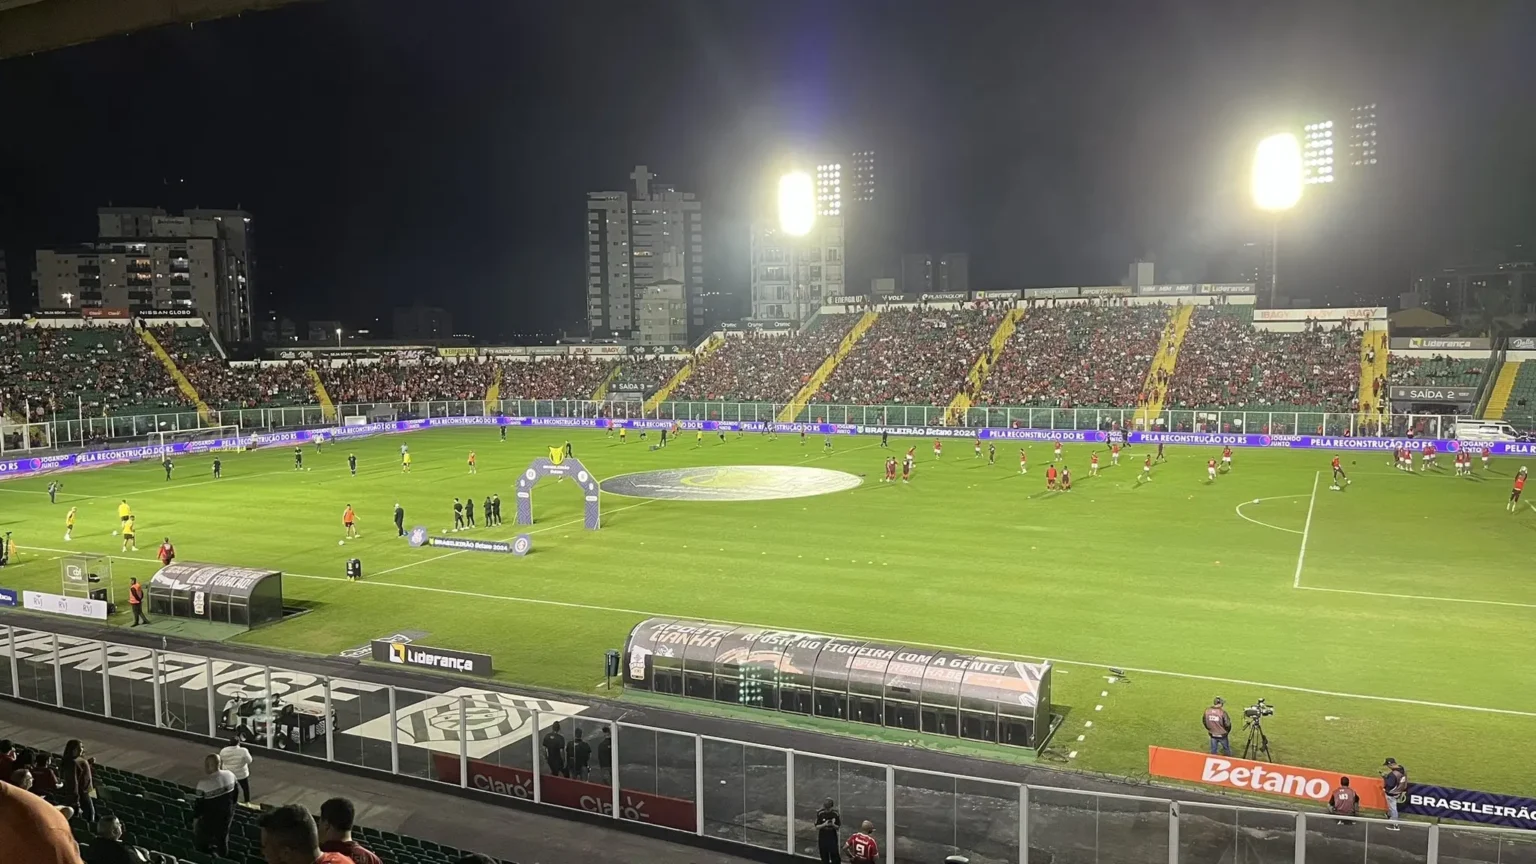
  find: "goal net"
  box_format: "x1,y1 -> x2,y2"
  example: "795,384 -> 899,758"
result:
150,425 -> 245,455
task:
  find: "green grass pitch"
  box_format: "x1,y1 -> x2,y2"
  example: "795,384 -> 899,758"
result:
1,427 -> 1533,794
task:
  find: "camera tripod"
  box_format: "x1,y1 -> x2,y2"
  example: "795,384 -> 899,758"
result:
1242,717 -> 1273,762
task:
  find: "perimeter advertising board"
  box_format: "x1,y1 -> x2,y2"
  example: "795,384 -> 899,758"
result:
1400,783 -> 1536,829
371,640 -> 494,676
1389,337 -> 1491,350
1253,307 -> 1386,322
430,754 -> 694,830
1148,747 -> 1387,810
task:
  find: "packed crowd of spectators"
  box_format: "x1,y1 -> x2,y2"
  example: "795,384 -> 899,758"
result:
1387,353 -> 1485,387
977,305 -> 1168,407
1165,308 -> 1362,411
670,316 -> 856,403
321,356 -> 497,404
0,323 -> 182,421
613,356 -> 686,391
495,357 -> 610,401
813,309 -> 1002,406
153,326 -> 315,410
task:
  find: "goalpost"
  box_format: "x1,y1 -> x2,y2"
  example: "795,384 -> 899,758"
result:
150,424 -> 246,455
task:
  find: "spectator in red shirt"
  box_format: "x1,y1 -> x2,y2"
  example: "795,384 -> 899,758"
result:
318,798 -> 382,864
157,539 -> 175,568
844,820 -> 880,862
259,804 -> 356,864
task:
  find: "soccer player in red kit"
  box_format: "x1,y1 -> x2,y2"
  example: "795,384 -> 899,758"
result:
1018,449 -> 1028,475
1422,443 -> 1435,470
1482,446 -> 1492,471
1330,454 -> 1350,490
906,446 -> 916,464
1221,445 -> 1233,472
1207,458 -> 1217,482
1089,452 -> 1099,476
1508,467 -> 1527,512
1061,466 -> 1072,491
883,457 -> 896,483
843,821 -> 879,864
933,439 -> 942,459
1110,442 -> 1121,466
1138,454 -> 1152,483
974,437 -> 983,459
1053,439 -> 1063,462
901,455 -> 912,483
1045,464 -> 1058,490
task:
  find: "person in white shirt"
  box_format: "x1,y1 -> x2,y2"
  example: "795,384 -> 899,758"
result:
219,736 -> 254,803
194,753 -> 238,856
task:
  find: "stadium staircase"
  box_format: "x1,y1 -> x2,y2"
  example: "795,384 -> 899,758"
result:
5,741 -> 516,864
590,361 -> 620,400
644,333 -> 722,414
777,309 -> 879,423
306,366 -> 338,421
1356,329 -> 1389,416
136,326 -> 212,423
486,362 -> 503,404
1133,303 -> 1194,426
1484,360 -> 1521,420
944,306 -> 1024,424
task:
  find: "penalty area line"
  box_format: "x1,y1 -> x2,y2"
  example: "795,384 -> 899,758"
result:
267,573 -> 1536,719
1293,471 -> 1319,589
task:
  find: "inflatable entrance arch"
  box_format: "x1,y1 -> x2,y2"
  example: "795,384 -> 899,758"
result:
515,453 -> 600,529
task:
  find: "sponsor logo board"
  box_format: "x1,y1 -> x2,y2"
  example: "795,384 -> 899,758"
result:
340,630 -> 429,660
0,587 -> 17,607
1198,283 -> 1256,295
1148,746 -> 1387,810
1253,307 -> 1386,322
1389,337 -> 1490,350
1510,337 -> 1536,351
431,754 -> 694,831
920,292 -> 969,302
1388,386 -> 1477,402
1079,286 -> 1132,297
972,289 -> 1021,300
373,640 -> 494,676
1401,783 -> 1536,829
23,590 -> 108,620
1023,286 -> 1080,299
344,686 -> 587,758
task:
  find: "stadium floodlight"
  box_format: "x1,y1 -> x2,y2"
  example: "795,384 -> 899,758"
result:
1251,133 -> 1303,213
335,327 -> 343,348
778,171 -> 816,237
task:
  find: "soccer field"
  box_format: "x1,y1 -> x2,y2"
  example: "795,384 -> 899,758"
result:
2,426 -> 1533,794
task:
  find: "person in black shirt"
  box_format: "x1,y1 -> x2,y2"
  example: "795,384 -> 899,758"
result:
452,498 -> 464,531
348,453 -> 358,476
815,798 -> 842,864
393,503 -> 405,536
499,423 -> 507,441
294,447 -> 303,470
597,728 -> 613,783
212,457 -> 221,479
489,493 -> 501,526
541,722 -> 567,777
83,817 -> 140,864
465,497 -> 477,528
566,727 -> 592,780
163,456 -> 174,481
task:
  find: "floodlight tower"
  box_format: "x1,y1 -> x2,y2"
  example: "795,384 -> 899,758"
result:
777,172 -> 817,320
1252,133 -> 1303,307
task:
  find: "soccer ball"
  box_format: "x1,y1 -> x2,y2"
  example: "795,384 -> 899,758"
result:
337,540 -> 344,546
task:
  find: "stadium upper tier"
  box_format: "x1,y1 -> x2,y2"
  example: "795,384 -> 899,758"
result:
0,307 -> 1463,422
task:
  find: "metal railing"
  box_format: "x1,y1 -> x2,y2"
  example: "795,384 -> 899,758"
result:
2,624 -> 1529,863
1,399 -> 1466,455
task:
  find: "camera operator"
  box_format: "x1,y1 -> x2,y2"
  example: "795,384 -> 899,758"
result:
1202,697 -> 1232,755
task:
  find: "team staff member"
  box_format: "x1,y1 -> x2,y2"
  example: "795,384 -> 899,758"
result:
1203,697 -> 1232,755
843,821 -> 879,863
212,456 -> 222,479
1328,777 -> 1359,823
393,503 -> 405,537
128,577 -> 149,626
814,798 -> 841,864
158,538 -> 176,567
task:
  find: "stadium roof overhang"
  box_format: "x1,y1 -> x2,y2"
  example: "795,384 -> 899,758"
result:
0,0 -> 306,60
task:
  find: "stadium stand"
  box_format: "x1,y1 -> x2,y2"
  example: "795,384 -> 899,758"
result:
612,356 -> 685,394
670,316 -> 856,403
4,739 -> 513,864
1387,353 -> 1486,388
158,327 -> 315,410
1164,307 -> 1362,412
1497,362 -> 1536,429
321,356 -> 497,403
976,304 -> 1167,407
492,357 -> 610,401
0,323 -> 182,421
813,308 -> 1003,406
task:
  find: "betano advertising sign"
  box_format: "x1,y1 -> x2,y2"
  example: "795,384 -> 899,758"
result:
1147,747 -> 1388,810
432,754 -> 695,831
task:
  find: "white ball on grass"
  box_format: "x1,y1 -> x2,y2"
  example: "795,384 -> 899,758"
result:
338,540 -> 344,546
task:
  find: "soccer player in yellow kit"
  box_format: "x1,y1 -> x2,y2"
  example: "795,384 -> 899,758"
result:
121,516 -> 138,552
116,500 -> 132,535
64,507 -> 77,541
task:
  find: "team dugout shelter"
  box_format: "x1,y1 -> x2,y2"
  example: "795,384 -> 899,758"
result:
623,618 -> 1054,749
148,563 -> 284,629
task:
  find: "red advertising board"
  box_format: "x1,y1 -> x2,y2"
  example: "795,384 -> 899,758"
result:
430,753 -> 694,831
82,307 -> 131,320
1148,746 -> 1387,810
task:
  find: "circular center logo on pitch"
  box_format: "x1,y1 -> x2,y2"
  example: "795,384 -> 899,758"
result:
600,465 -> 862,501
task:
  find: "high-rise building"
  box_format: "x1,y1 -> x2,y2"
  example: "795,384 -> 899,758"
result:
749,216 -> 845,323
35,206 -> 256,343
585,165 -> 705,339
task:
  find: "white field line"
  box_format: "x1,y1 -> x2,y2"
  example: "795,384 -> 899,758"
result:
0,465 -> 354,502
1232,494 -> 1307,535
1293,471 -> 1319,588
367,499 -> 657,577
1298,585 -> 1536,611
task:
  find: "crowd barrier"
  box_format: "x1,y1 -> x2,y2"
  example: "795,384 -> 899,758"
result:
1,623 -> 1531,864
4,414 -> 1530,480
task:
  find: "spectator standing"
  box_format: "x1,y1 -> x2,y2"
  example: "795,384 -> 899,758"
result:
596,728 -> 613,783
843,820 -> 880,863
814,798 -> 842,864
1382,758 -> 1408,829
258,804 -> 357,864
83,817 -> 140,864
57,739 -> 95,824
541,722 -> 568,777
218,736 -> 254,803
317,798 -> 382,864
193,753 -> 237,855
565,728 -> 592,780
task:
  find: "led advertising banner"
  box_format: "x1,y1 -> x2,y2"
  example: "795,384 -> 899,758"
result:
1400,783 -> 1536,829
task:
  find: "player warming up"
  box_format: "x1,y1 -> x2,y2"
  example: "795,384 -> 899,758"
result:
988,442 -> 996,465
348,453 -> 358,476
121,515 -> 138,552
294,447 -> 304,471
468,450 -> 477,474
1207,458 -> 1217,483
1221,445 -> 1233,473
1508,467 -> 1527,512
64,506 -> 77,541
1110,442 -> 1121,467
402,450 -> 412,473
1330,454 -> 1351,490
974,437 -> 983,459
115,500 -> 132,535
1089,452 -> 1099,477
1018,449 -> 1028,475
882,457 -> 896,483
1138,454 -> 1153,483
342,505 -> 358,539
1053,439 -> 1063,462
1045,464 -> 1058,491
1482,445 -> 1492,471
1060,466 -> 1073,491
901,452 -> 913,483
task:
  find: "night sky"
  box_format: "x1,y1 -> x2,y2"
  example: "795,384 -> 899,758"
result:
1,0 -> 1533,338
